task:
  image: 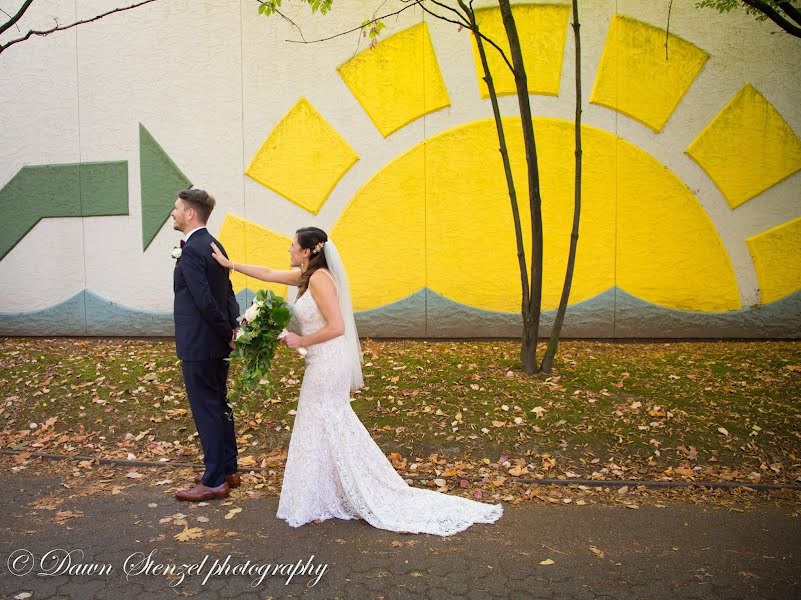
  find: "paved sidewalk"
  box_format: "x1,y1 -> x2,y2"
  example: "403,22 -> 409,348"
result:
1,471 -> 799,600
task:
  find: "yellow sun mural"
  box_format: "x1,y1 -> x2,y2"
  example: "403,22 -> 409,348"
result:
226,5 -> 799,330
2,2 -> 798,339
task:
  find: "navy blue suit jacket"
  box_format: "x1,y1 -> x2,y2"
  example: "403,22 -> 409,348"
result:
173,227 -> 240,361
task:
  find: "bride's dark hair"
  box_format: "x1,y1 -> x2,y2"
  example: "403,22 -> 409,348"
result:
296,227 -> 329,297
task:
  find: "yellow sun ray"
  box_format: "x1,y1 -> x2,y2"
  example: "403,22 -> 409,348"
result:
246,98 -> 359,214
470,4 -> 571,98
687,84 -> 801,208
590,15 -> 709,132
337,22 -> 450,137
746,216 -> 801,303
217,214 -> 292,297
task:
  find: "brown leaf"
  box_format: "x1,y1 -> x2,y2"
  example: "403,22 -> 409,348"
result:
174,527 -> 204,542
55,510 -> 83,523
388,452 -> 408,469
224,507 -> 242,520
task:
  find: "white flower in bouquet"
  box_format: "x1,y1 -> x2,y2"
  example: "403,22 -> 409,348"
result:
243,299 -> 262,323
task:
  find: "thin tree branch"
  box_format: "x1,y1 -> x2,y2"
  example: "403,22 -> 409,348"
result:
540,0 -> 582,372
428,0 -> 470,25
430,1 -> 514,75
0,8 -> 21,32
741,0 -> 801,36
275,8 -> 306,42
372,0 -> 393,20
451,0 -> 516,75
0,0 -> 158,55
665,0 -> 674,60
475,27 -> 514,75
419,4 -> 469,29
459,0 -> 530,326
0,0 -> 35,36
284,0 -> 423,43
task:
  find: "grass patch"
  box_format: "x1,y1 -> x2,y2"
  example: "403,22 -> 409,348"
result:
1,337 -> 799,485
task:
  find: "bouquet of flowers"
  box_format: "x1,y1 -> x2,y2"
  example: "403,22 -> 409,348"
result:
230,289 -> 296,390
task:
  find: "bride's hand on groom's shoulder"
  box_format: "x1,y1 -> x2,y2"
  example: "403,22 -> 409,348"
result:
210,242 -> 231,269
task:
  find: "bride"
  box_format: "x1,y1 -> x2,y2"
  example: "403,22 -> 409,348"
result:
211,227 -> 502,536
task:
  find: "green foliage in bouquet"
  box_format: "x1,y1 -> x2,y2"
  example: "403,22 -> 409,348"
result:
230,289 -> 292,392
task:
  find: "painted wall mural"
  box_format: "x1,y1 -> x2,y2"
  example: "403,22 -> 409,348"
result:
1,1 -> 799,338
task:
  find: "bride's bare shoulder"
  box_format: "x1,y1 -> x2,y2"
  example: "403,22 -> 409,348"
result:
310,268 -> 336,285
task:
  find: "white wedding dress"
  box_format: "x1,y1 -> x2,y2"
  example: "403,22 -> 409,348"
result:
276,283 -> 503,536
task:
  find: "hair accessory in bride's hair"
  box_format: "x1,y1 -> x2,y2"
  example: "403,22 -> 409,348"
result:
312,241 -> 325,254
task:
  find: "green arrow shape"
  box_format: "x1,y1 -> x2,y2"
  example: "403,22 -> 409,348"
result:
139,123 -> 192,251
0,162 -> 128,260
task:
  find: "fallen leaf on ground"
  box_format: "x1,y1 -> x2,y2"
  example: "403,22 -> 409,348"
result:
239,456 -> 258,467
175,527 -> 204,542
55,510 -> 83,523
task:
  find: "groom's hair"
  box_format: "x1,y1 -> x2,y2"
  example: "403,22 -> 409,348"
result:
178,188 -> 215,223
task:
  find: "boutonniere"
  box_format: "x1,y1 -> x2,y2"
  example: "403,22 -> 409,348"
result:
171,246 -> 182,260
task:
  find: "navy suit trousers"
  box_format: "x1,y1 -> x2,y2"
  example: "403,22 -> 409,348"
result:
181,359 -> 238,487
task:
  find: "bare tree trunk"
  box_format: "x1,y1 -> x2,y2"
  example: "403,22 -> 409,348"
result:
497,0 -> 543,374
541,0 -> 582,373
459,1 -> 530,365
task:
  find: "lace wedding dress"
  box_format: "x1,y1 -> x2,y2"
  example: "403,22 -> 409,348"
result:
276,284 -> 503,536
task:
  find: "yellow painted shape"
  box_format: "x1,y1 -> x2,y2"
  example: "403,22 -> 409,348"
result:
470,4 -> 571,98
217,213 -> 291,298
331,149 -> 426,311
337,23 -> 450,137
746,217 -> 801,303
590,14 -> 709,132
686,84 -> 801,208
245,98 -> 358,214
615,135 -> 740,311
333,118 -> 739,313
423,118 -> 615,312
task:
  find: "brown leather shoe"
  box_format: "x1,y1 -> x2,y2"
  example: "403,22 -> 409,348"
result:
175,481 -> 230,502
193,472 -> 241,488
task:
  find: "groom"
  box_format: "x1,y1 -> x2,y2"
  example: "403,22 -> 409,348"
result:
171,188 -> 241,501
